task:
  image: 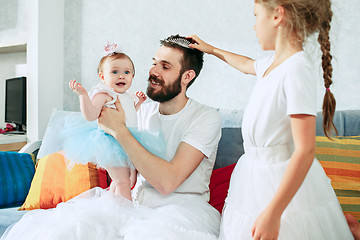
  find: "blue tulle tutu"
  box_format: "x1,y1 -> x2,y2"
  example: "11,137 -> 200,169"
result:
59,114 -> 167,169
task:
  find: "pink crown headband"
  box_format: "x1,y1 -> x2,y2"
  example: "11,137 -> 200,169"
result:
104,42 -> 121,56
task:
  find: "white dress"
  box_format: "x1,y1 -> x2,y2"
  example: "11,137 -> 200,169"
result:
1,99 -> 222,240
219,52 -> 354,240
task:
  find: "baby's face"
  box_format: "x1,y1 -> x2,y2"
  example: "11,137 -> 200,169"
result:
100,57 -> 134,93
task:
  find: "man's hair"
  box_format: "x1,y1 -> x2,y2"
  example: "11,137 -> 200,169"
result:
160,34 -> 204,89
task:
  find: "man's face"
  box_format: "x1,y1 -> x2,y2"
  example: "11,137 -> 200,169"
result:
147,46 -> 184,103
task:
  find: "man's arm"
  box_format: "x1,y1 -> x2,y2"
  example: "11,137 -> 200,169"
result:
98,99 -> 206,195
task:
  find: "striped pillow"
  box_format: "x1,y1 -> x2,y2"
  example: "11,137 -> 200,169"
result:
0,151 -> 35,207
20,152 -> 108,210
316,136 -> 360,222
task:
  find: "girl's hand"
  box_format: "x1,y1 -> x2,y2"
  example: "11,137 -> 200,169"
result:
69,79 -> 87,96
136,91 -> 147,104
187,35 -> 215,54
251,209 -> 280,240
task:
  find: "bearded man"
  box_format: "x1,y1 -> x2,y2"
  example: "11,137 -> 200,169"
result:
98,34 -> 222,239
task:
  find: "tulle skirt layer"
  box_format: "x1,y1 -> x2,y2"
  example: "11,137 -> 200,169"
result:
2,187 -> 220,240
219,144 -> 354,240
59,114 -> 167,168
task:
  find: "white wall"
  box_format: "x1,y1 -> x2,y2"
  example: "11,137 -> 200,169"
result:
0,0 -> 27,129
0,0 -> 27,47
63,0 -> 259,112
0,0 -> 64,141
1,0 -> 360,137
64,0 -> 360,113
26,0 -> 64,142
0,51 -> 26,128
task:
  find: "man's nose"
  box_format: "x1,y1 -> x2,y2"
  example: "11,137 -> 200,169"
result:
150,65 -> 160,77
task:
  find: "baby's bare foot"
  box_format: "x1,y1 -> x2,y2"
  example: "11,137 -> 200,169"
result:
110,180 -> 132,201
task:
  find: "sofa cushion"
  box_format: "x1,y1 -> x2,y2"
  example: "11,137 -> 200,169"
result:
20,152 -> 108,210
316,110 -> 360,136
209,163 -> 236,213
0,152 -> 35,207
316,136 -> 360,221
214,128 -> 243,169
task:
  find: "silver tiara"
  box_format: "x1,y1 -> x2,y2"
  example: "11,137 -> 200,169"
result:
164,37 -> 192,49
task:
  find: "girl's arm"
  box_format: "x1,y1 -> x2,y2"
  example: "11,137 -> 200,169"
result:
69,80 -> 111,121
134,91 -> 147,111
251,114 -> 316,240
188,35 -> 256,75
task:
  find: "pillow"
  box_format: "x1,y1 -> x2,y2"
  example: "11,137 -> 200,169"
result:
20,152 -> 108,210
316,136 -> 360,221
209,163 -> 236,213
37,109 -> 80,159
214,128 -> 243,170
0,152 -> 35,207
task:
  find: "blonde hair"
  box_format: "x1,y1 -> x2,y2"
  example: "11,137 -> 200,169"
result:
97,53 -> 135,76
256,0 -> 336,138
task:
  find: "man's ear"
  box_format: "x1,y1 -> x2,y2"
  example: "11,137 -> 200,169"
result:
274,5 -> 285,27
181,70 -> 196,86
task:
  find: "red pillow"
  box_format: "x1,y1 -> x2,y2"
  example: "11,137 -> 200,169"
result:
209,163 -> 236,213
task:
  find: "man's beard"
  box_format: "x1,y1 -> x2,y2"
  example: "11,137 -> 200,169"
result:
146,74 -> 182,103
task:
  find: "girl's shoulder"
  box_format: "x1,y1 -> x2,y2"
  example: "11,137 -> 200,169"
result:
88,83 -> 117,100
255,52 -> 274,67
254,52 -> 275,77
284,51 -> 315,76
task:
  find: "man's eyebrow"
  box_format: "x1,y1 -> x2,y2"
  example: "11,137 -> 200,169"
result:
152,58 -> 172,66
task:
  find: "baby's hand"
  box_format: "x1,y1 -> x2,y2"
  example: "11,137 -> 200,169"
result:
69,80 -> 87,96
187,35 -> 215,54
136,91 -> 147,104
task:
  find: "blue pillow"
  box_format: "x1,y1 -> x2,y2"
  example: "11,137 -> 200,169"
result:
0,151 -> 35,207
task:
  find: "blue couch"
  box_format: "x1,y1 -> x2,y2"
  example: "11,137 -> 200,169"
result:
1,110 -> 360,236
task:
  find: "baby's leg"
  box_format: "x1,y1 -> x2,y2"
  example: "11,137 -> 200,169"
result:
345,214 -> 360,240
107,166 -> 132,201
130,168 -> 137,189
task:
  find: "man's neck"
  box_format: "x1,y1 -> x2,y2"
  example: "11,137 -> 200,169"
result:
158,95 -> 189,115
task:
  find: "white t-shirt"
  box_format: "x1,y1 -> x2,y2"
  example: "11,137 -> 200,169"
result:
88,83 -> 137,127
137,98 -> 222,200
242,51 -> 317,148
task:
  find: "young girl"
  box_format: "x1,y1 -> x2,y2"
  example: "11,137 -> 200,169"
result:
61,43 -> 165,201
189,0 -> 354,239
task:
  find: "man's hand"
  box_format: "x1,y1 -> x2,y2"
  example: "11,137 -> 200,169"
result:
98,97 -> 126,136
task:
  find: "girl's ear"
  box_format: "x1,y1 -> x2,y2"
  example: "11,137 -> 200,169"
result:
274,5 -> 285,27
99,72 -> 105,81
181,70 -> 196,87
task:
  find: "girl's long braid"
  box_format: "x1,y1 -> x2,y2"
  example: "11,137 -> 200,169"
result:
318,3 -> 337,138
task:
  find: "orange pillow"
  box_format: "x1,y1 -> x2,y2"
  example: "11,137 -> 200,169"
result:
316,136 -> 360,222
20,152 -> 108,210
